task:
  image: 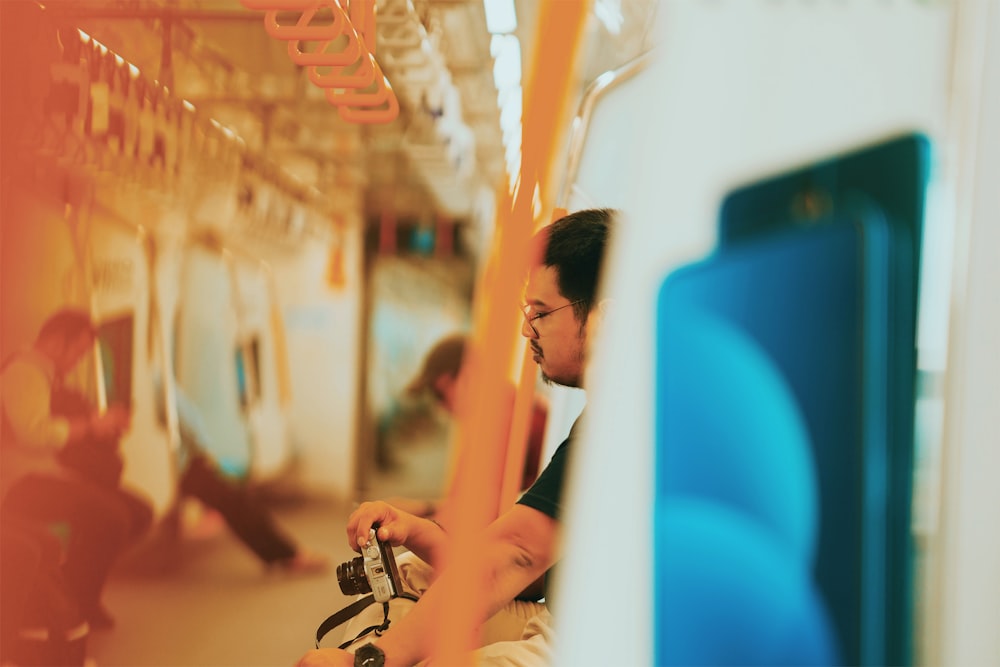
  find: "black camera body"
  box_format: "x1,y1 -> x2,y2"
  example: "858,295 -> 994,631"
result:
337,527 -> 402,603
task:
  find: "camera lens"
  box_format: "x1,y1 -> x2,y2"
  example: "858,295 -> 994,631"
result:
336,556 -> 371,596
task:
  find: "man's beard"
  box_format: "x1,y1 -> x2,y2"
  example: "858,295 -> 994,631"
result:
530,343 -> 557,386
538,351 -> 585,388
534,325 -> 587,388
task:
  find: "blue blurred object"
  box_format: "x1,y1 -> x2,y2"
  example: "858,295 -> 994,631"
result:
410,225 -> 436,255
655,499 -> 838,667
658,218 -> 886,665
654,135 -> 928,667
657,309 -> 818,564
713,135 -> 927,666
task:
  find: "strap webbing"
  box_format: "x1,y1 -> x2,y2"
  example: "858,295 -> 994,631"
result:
314,593 -> 419,650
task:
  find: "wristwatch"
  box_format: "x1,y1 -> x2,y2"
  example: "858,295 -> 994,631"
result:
353,643 -> 385,667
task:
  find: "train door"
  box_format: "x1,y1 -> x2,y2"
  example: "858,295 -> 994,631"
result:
87,202 -> 177,518
174,238 -> 255,479
229,256 -> 292,481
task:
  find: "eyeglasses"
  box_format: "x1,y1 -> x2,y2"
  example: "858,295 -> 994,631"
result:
520,300 -> 584,338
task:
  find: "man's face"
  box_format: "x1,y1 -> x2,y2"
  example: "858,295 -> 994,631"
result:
521,264 -> 587,388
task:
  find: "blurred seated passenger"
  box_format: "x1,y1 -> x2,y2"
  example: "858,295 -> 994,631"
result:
1,308 -> 153,631
384,333 -> 548,526
154,376 -> 329,575
1,518 -> 90,666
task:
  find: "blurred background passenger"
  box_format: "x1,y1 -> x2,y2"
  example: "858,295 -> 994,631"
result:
382,333 -> 548,526
155,376 -> 329,575
0,308 -> 153,631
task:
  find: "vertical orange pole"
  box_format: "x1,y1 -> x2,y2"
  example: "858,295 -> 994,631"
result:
499,344 -> 539,507
431,2 -> 591,664
500,205 -> 570,507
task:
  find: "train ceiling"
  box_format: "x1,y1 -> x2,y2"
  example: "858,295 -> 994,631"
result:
36,0 -> 657,225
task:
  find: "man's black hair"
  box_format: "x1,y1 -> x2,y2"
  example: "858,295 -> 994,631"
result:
534,208 -> 616,322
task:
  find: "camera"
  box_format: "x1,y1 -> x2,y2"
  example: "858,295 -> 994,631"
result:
337,527 -> 402,603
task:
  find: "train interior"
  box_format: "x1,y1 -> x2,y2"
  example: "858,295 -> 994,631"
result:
1,1 -> 998,666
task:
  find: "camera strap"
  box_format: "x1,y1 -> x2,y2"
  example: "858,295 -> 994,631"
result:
315,593 -> 420,650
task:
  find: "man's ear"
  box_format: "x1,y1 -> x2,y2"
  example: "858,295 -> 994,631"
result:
585,298 -> 613,342
593,298 -> 613,326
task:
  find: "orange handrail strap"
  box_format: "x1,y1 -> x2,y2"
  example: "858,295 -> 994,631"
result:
263,2 -> 343,40
239,0 -> 319,9
349,0 -> 377,53
336,93 -> 400,124
312,51 -> 376,89
288,34 -> 361,67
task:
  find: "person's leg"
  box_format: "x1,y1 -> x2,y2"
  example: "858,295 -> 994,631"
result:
0,522 -> 91,666
469,609 -> 555,667
479,599 -> 546,646
338,554 -> 543,654
178,454 -> 298,564
2,473 -> 131,625
0,525 -> 43,661
110,485 -> 154,542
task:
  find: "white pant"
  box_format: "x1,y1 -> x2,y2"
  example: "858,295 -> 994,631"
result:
340,552 -> 553,666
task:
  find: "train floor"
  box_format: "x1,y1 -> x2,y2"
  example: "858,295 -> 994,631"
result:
87,435 -> 449,667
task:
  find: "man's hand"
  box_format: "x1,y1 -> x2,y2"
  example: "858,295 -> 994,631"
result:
349,500 -> 449,570
294,647 -> 354,667
346,501 -> 413,551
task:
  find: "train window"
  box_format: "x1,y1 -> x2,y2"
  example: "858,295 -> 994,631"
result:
96,312 -> 135,409
234,336 -> 262,410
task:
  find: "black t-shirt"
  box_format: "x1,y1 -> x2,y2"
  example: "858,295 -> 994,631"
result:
514,416 -> 580,602
516,435 -> 571,521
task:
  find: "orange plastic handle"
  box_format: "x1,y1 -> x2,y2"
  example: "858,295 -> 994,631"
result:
325,67 -> 391,106
240,0 -> 318,9
337,90 -> 399,124
349,0 -> 377,53
264,1 -> 344,41
287,32 -> 361,67
242,0 -> 397,124
312,50 -> 376,89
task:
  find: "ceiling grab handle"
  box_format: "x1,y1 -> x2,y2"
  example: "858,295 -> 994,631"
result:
289,33 -> 360,67
327,64 -> 401,124
307,1 -> 376,88
264,1 -> 343,41
239,0 -> 319,11
349,0 -> 377,54
337,83 -> 400,124
241,0 -> 399,124
325,63 -> 389,106
284,1 -> 362,67
315,51 -> 376,91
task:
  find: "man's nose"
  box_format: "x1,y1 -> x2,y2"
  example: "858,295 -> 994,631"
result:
520,317 -> 537,339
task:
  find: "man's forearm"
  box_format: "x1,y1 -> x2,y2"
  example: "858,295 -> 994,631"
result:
376,537 -> 549,667
397,516 -> 449,568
